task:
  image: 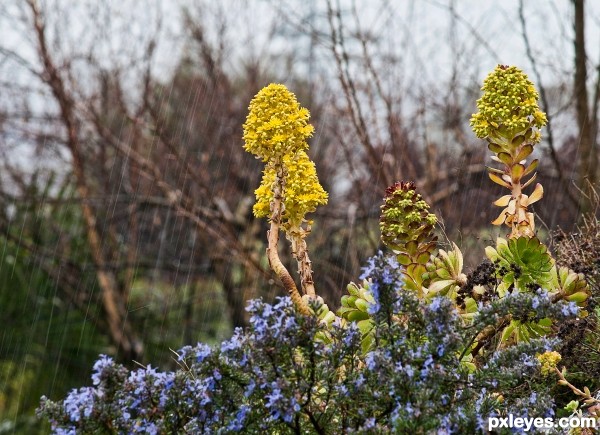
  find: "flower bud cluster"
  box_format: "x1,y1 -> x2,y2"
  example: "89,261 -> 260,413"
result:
470,65 -> 547,144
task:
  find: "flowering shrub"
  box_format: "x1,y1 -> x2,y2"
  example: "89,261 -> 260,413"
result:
38,252 -> 579,433
38,70 -> 600,433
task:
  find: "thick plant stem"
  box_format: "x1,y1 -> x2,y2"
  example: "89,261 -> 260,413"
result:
268,165 -> 310,315
510,178 -> 529,238
471,315 -> 511,358
289,229 -> 316,298
506,154 -> 537,238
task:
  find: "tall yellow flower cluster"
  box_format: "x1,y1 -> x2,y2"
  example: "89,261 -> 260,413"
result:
243,83 -> 328,310
244,83 -> 328,229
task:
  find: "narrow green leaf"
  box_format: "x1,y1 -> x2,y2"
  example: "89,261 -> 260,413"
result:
489,172 -> 512,188
523,159 -> 539,176
515,144 -> 534,162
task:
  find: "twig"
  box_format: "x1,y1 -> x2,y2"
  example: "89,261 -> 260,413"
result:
518,0 -> 580,209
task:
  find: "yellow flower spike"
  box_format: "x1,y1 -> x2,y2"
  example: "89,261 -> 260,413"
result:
472,66 -> 547,238
471,65 -> 546,147
243,83 -> 329,308
243,83 -> 314,162
253,151 -> 328,229
537,351 -> 561,377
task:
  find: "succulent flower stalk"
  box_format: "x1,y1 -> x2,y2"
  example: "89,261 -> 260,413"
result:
266,165 -> 310,314
380,181 -> 438,297
471,65 -> 548,238
244,84 -> 328,312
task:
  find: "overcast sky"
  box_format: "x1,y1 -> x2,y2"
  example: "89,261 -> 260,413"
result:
1,0 -> 598,165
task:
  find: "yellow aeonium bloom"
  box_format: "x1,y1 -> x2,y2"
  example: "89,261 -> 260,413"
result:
243,83 -> 314,162
536,351 -> 561,377
254,151 -> 328,229
470,65 -> 547,143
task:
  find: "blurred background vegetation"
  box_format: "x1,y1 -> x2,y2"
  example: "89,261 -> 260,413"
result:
1,0 -> 599,432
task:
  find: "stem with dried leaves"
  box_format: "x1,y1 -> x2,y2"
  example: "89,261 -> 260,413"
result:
268,163 -> 310,315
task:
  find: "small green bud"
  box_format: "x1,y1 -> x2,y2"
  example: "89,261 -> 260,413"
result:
380,181 -> 438,294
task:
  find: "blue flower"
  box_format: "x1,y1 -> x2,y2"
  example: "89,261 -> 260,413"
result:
227,405 -> 250,431
244,379 -> 256,398
63,387 -> 95,422
429,297 -> 443,312
359,252 -> 404,316
561,301 -> 579,317
362,417 -> 377,429
354,373 -> 365,388
221,328 -> 245,352
195,343 -> 212,363
529,392 -> 537,404
342,323 -> 361,348
91,355 -> 113,386
336,384 -> 349,396
437,344 -> 445,357
264,382 -> 300,423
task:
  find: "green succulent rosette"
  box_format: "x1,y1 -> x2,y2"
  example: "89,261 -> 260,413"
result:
485,237 -> 554,295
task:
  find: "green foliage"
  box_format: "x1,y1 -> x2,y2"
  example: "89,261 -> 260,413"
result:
337,281 -> 375,353
379,181 -> 437,296
485,236 -> 554,294
0,183 -> 106,434
551,215 -> 600,405
424,244 -> 467,301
